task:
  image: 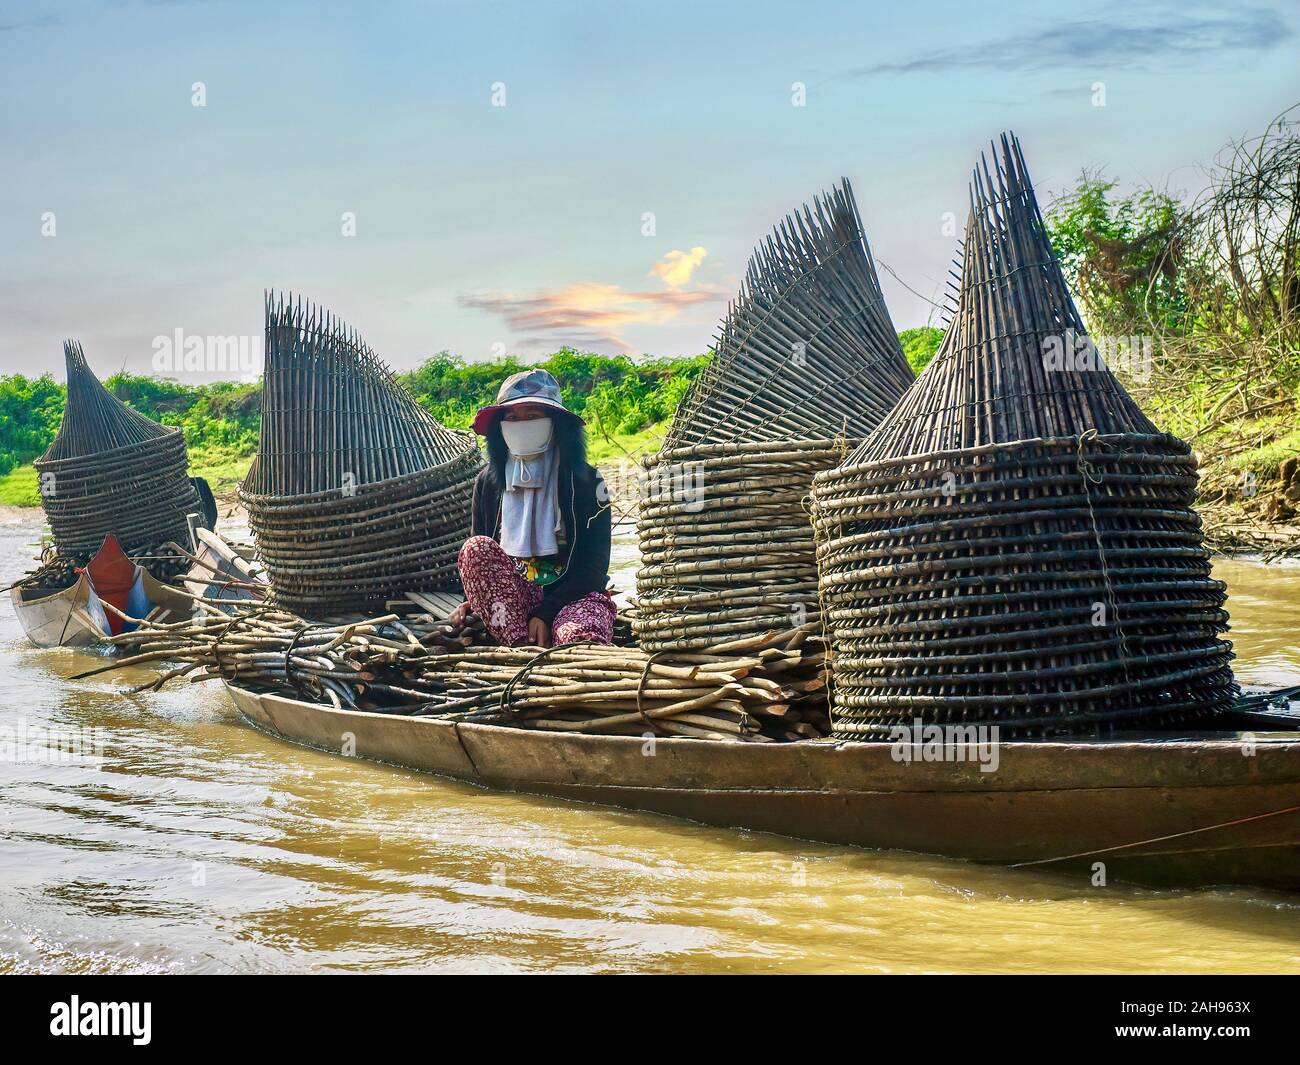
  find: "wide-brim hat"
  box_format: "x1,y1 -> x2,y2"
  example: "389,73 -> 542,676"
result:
472,368 -> 583,435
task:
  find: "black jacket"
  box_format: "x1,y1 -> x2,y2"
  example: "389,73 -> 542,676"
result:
470,461 -> 612,626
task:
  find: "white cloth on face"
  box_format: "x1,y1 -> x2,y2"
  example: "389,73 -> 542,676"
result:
499,419 -> 561,559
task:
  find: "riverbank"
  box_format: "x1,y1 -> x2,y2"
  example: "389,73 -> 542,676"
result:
6,387 -> 1299,555
0,503 -> 39,525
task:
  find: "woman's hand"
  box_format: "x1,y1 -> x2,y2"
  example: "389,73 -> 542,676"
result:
448,601 -> 472,627
527,616 -> 550,647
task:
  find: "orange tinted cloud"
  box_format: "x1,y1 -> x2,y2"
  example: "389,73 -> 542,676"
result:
460,281 -> 719,352
649,246 -> 709,290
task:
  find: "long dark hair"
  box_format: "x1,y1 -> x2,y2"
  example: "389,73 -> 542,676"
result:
485,411 -> 587,489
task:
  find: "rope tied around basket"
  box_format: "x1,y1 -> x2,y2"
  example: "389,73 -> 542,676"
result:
803,421 -> 856,527
1074,428 -> 1107,484
813,566 -> 838,730
832,419 -> 853,464
1076,428 -> 1134,691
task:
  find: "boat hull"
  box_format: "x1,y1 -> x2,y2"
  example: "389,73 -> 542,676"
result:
225,683 -> 1300,890
9,577 -> 99,648
11,570 -> 192,649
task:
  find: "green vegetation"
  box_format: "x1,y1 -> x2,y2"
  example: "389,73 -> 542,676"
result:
398,348 -> 709,462
1,333 -> 962,508
1043,107 -> 1300,526
401,349 -> 702,433
0,349 -> 714,506
1047,176 -> 1186,335
0,374 -> 63,478
899,327 -> 944,374
0,464 -> 41,507
0,372 -> 262,505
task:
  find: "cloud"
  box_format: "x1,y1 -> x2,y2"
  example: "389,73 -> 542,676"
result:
0,14 -> 59,31
460,282 -> 720,353
838,7 -> 1290,77
649,246 -> 708,290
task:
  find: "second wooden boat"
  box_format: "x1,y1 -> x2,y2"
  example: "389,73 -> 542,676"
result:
10,534 -> 193,648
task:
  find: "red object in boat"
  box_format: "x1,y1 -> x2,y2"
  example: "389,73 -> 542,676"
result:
84,534 -> 137,636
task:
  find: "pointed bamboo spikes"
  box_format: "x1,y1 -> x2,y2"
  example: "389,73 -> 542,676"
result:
38,341 -> 171,461
246,291 -> 475,496
844,134 -> 1158,468
663,178 -> 914,450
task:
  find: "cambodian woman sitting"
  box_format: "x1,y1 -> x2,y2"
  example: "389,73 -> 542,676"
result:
448,369 -> 615,647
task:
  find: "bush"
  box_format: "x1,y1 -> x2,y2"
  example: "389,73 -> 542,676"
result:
898,327 -> 944,374
398,349 -> 711,440
0,374 -> 64,476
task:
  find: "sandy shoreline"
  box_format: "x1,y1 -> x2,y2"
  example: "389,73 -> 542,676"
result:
0,504 -> 40,523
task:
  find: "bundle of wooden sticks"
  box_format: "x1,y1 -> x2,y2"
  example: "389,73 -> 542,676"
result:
79,597 -> 828,743
74,599 -> 484,702
407,625 -> 829,741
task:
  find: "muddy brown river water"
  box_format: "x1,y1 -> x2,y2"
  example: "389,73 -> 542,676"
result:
1,512 -> 1297,973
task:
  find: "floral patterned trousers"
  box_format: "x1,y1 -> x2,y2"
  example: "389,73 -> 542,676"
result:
457,535 -> 615,646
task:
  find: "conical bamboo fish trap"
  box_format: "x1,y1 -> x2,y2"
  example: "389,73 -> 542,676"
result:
810,134 -> 1235,737
35,340 -> 201,556
635,180 -> 915,655
239,294 -> 483,616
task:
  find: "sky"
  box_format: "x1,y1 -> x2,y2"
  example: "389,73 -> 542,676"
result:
1,0 -> 1297,382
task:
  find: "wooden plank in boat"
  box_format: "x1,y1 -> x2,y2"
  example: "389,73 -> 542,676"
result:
404,591 -> 461,619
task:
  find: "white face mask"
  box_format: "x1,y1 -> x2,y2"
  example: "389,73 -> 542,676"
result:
500,415 -> 554,457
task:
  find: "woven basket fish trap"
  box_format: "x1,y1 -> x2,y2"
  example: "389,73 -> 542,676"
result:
239,294 -> 483,617
810,134 -> 1235,738
635,180 -> 915,653
35,340 -> 201,557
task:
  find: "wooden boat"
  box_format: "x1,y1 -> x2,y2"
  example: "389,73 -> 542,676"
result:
182,526 -> 265,615
225,680 -> 1300,891
10,534 -> 193,648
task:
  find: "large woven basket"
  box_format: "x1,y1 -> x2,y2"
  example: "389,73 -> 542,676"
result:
35,341 -> 200,557
239,294 -> 482,617
810,134 -> 1235,737
634,180 -> 914,653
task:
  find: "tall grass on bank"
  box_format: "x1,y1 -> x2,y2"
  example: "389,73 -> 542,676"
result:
1044,106 -> 1300,516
